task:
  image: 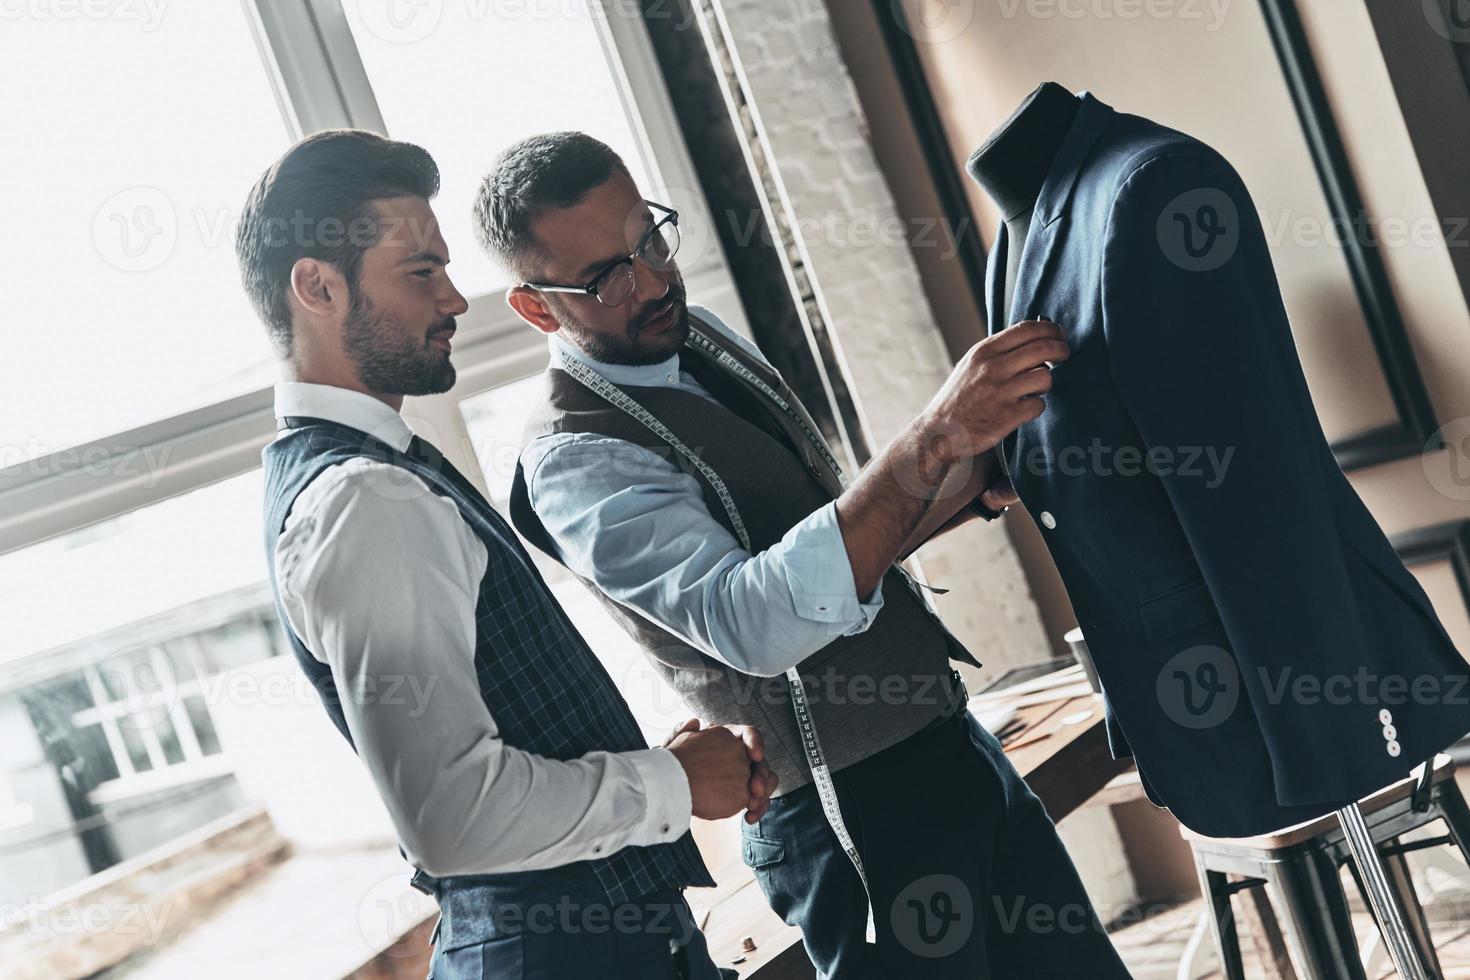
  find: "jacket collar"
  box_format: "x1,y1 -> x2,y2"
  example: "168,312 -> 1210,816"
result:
986,91 -> 1116,336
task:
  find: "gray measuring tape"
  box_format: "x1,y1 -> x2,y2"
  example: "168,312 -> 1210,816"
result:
554,336 -> 878,944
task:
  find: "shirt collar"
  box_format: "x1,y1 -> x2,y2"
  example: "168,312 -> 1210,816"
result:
548,330 -> 685,388
273,381 -> 415,453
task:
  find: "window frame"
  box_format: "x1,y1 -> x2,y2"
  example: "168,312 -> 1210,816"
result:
0,0 -> 747,557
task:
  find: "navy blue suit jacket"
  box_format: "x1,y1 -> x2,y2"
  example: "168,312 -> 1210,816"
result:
983,92 -> 1470,836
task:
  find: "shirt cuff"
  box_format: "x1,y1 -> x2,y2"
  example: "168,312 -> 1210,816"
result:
628,747 -> 693,844
780,500 -> 885,635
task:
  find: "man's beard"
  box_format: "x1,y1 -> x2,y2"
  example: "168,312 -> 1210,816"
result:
560,278 -> 690,366
343,291 -> 457,396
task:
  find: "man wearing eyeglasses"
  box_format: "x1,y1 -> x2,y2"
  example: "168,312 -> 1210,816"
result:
481,132 -> 1131,978
241,130 -> 776,980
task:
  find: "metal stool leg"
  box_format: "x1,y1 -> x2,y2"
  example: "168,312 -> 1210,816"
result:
1384,850 -> 1442,977
1193,855 -> 1247,980
1435,775 -> 1470,866
1268,849 -> 1368,980
1338,802 -> 1432,979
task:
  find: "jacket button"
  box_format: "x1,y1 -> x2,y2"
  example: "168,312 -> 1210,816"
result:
1386,740 -> 1401,758
1382,724 -> 1397,741
1040,511 -> 1057,530
1379,709 -> 1394,725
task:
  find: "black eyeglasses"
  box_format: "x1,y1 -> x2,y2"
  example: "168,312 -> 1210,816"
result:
522,201 -> 680,308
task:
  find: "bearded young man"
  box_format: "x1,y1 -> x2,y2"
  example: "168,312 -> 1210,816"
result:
240,129 -> 774,979
478,131 -> 1132,978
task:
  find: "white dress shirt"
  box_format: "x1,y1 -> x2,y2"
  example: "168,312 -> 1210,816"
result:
271,381 -> 692,878
519,305 -> 883,679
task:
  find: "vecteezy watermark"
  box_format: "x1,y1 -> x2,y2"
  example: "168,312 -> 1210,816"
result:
1255,667 -> 1470,708
89,649 -> 441,734
1015,439 -> 1235,488
891,875 -> 975,957
0,0 -> 170,30
0,439 -> 175,486
347,0 -> 680,44
995,0 -> 1232,30
1423,0 -> 1470,42
1156,186 -> 1240,272
452,895 -> 702,941
1425,417 -> 1470,502
349,0 -> 443,43
722,207 -> 974,262
622,653 -> 966,719
1257,208 -> 1461,252
93,186 -> 177,273
90,189 -> 449,275
357,873 -> 438,958
1,895 -> 176,942
1156,645 -> 1240,729
891,0 -> 977,44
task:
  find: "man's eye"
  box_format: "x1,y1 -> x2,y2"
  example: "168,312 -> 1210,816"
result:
413,268 -> 435,279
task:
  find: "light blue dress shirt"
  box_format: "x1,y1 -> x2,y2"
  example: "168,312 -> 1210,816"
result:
520,305 -> 884,678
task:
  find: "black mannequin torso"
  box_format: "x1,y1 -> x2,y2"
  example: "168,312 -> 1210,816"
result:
965,82 -> 1079,326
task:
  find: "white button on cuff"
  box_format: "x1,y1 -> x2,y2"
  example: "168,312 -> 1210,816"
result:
1379,709 -> 1394,725
1382,724 -> 1397,741
1387,740 -> 1402,758
1040,511 -> 1057,530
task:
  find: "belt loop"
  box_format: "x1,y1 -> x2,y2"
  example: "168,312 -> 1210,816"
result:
410,868 -> 438,896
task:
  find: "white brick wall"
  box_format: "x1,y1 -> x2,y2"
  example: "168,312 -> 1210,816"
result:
703,0 -> 1138,916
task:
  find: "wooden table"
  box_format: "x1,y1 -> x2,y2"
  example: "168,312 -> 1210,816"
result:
699,667 -> 1135,977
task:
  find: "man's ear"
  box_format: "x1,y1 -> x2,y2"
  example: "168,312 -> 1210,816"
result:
290,257 -> 345,320
506,285 -> 560,335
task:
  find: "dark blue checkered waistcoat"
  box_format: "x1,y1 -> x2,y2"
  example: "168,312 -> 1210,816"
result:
261,417 -> 713,904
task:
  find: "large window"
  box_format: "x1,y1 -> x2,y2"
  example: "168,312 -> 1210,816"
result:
339,0 -> 657,297
0,0 -> 744,941
0,4 -> 288,464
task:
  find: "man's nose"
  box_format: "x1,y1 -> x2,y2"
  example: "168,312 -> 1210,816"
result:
630,259 -> 669,306
442,279 -> 470,317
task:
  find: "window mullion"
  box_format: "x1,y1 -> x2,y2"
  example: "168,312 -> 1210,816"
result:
247,0 -> 384,137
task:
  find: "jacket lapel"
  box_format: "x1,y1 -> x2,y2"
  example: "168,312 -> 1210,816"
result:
984,223 -> 1008,338
1007,92 -> 1115,329
978,92 -> 1116,476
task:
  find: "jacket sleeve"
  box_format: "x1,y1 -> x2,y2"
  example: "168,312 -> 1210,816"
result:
1101,144 -> 1377,806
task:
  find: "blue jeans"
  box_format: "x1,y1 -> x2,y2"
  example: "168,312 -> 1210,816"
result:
741,711 -> 1133,978
426,864 -> 721,980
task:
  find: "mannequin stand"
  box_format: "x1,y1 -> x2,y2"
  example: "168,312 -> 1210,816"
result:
1183,761 -> 1453,979
1336,795 -> 1430,979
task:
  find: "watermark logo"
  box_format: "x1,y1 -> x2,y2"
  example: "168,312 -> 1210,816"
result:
94,647 -> 180,733
1424,0 -> 1470,41
1156,187 -> 1239,272
891,874 -> 974,957
1425,417 -> 1470,502
357,873 -> 438,957
996,0 -> 1232,30
350,0 -> 443,43
93,186 -> 176,273
1156,645 -> 1238,729
0,0 -> 170,30
892,0 -> 976,44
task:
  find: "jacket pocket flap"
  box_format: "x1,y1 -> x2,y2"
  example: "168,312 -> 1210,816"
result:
1139,578 -> 1218,642
741,834 -> 786,869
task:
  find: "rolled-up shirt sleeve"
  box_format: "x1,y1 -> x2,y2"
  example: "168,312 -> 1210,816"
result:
523,434 -> 884,678
274,458 -> 691,878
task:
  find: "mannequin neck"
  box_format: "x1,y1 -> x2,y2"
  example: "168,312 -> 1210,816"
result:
966,82 -> 1079,222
